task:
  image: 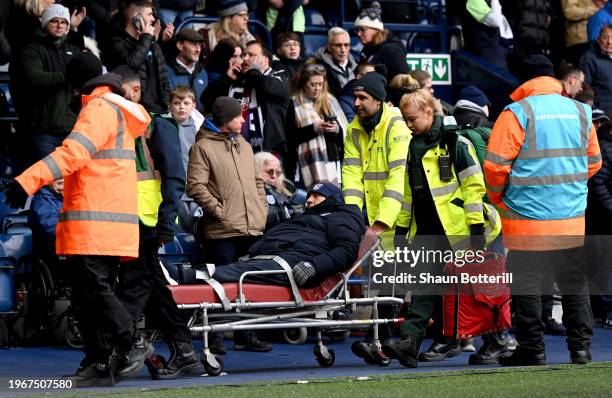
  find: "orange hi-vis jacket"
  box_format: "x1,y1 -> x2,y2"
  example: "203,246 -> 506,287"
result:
484,77 -> 602,251
16,86 -> 151,257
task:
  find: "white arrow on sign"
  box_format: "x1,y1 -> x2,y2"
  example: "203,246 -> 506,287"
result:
434,60 -> 447,80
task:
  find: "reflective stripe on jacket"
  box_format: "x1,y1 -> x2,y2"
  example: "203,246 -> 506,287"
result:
16,86 -> 151,257
484,77 -> 602,250
397,132 -> 501,250
341,103 -> 411,229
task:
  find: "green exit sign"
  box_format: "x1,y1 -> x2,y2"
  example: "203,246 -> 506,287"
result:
406,54 -> 452,85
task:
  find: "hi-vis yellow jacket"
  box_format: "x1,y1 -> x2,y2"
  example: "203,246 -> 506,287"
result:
396,121 -> 501,250
341,103 -> 411,229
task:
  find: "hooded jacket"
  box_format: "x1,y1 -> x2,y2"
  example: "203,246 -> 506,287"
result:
16,75 -> 151,257
248,196 -> 365,283
484,77 -> 602,250
18,31 -> 82,135
186,119 -> 268,239
360,34 -> 408,82
314,46 -> 357,98
452,99 -> 492,128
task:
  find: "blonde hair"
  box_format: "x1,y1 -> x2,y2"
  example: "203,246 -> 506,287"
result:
170,85 -> 195,102
254,152 -> 291,195
389,74 -> 420,92
400,88 -> 436,112
294,63 -> 334,117
17,0 -> 50,17
214,15 -> 247,43
371,29 -> 390,46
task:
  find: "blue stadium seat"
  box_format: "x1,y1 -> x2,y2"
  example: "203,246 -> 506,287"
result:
304,8 -> 328,30
303,33 -> 328,58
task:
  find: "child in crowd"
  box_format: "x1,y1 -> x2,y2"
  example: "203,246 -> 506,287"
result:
169,86 -> 204,232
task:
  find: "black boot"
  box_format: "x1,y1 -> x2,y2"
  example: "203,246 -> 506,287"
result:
570,350 -> 592,364
499,347 -> 546,366
351,341 -> 390,366
543,317 -> 566,336
72,359 -> 115,388
113,335 -> 155,379
148,341 -> 204,379
418,340 -> 462,362
469,332 -> 511,365
234,331 -> 272,352
382,334 -> 422,368
209,333 -> 227,355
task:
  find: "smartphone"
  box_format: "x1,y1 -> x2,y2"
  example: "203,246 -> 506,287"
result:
324,115 -> 337,123
132,15 -> 143,32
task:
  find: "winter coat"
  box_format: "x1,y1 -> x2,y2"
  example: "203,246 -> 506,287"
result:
248,196 -> 365,283
167,58 -> 208,111
18,32 -> 82,136
201,67 -> 291,153
28,186 -> 62,238
271,57 -> 304,84
587,123 -> 612,233
503,0 -> 552,55
580,43 -> 612,114
360,34 -> 408,82
452,100 -> 492,127
461,0 -> 509,70
107,30 -> 170,113
339,78 -> 357,123
186,119 -> 268,239
313,46 -> 357,98
561,0 -> 599,47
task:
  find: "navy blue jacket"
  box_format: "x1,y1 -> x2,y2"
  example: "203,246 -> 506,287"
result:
588,124 -> 612,225
147,115 -> 185,240
28,186 -> 62,237
167,58 -> 208,112
580,43 -> 612,115
248,196 -> 365,282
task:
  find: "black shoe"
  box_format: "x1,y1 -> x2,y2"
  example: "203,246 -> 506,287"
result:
209,335 -> 227,356
72,361 -> 115,388
498,348 -> 546,366
544,318 -> 566,336
234,333 -> 272,352
570,350 -> 592,364
469,336 -> 511,365
113,335 -> 155,379
460,338 -> 476,352
351,341 -> 390,365
418,342 -> 462,362
148,341 -> 204,380
382,335 -> 422,368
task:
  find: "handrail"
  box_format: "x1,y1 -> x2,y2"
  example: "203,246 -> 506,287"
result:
175,16 -> 272,50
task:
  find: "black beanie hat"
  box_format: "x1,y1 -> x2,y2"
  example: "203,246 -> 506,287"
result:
519,54 -> 554,83
66,52 -> 103,90
213,96 -> 242,125
353,71 -> 387,101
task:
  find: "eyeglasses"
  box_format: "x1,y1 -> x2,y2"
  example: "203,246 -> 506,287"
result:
265,169 -> 282,178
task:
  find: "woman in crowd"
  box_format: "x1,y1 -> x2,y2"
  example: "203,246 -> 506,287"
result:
205,37 -> 243,85
354,1 -> 408,82
388,73 -> 421,107
409,69 -> 452,115
203,0 -> 254,58
290,63 -> 348,189
255,152 -> 305,230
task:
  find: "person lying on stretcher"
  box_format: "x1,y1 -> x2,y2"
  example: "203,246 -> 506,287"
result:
201,182 -> 365,287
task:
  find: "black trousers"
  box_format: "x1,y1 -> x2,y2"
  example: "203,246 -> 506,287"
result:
213,259 -> 289,285
68,255 -> 135,362
507,247 -> 593,352
116,238 -> 192,344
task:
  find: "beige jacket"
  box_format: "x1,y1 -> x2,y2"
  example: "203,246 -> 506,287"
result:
562,0 -> 600,47
187,128 -> 267,239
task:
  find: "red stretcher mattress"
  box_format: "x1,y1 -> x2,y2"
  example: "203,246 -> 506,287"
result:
169,273 -> 343,305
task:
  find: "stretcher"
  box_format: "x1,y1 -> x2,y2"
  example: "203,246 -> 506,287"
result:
166,228 -> 403,376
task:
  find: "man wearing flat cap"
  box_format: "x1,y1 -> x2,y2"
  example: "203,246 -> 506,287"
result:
167,28 -> 208,111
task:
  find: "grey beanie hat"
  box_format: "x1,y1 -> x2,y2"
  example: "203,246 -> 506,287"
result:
218,0 -> 248,17
213,96 -> 243,125
41,4 -> 71,31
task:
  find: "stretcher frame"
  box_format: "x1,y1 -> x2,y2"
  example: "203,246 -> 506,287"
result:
168,228 -> 403,374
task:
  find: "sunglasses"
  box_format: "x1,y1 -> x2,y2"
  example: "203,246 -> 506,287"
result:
265,169 -> 282,177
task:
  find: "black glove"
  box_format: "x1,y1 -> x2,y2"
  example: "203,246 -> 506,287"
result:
394,226 -> 409,248
469,223 -> 486,251
156,229 -> 174,247
292,261 -> 316,286
2,180 -> 28,209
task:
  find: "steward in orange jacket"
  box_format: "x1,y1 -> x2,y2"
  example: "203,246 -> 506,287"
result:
484,76 -> 601,366
3,56 -> 153,387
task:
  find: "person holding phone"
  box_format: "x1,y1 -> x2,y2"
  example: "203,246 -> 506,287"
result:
289,63 -> 348,188
107,0 -> 170,113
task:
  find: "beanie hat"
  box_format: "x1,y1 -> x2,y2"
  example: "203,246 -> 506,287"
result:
66,52 -> 103,90
218,0 -> 248,17
520,54 -> 554,83
354,1 -> 384,31
41,4 -> 71,31
307,182 -> 341,200
353,71 -> 387,101
213,96 -> 242,125
458,85 -> 490,107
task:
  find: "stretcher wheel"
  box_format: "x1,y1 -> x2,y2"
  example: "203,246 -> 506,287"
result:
64,315 -> 84,350
314,346 -> 335,367
202,355 -> 224,376
283,327 -> 308,344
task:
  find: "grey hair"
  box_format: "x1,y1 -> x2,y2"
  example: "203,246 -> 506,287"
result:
328,27 -> 349,43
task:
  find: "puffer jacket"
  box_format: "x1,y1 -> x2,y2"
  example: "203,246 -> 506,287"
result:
360,34 -> 408,82
561,0 -> 599,47
186,118 -> 268,239
587,122 -> 612,233
503,0 -> 552,54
